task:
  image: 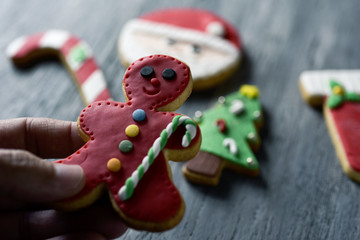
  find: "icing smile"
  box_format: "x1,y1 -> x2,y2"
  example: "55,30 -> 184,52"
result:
143,86 -> 160,95
143,77 -> 161,95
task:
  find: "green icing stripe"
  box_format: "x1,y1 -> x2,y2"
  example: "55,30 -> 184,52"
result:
184,118 -> 197,126
172,115 -> 181,133
148,148 -> 155,165
160,130 -> 168,149
185,131 -> 191,144
125,178 -> 134,199
137,165 -> 145,179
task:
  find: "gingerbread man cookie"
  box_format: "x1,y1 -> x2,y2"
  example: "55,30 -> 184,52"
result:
183,85 -> 263,186
299,70 -> 360,182
54,55 -> 201,231
118,8 -> 242,90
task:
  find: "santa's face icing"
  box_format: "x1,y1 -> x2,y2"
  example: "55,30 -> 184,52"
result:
123,55 -> 191,109
122,29 -> 237,80
119,15 -> 241,85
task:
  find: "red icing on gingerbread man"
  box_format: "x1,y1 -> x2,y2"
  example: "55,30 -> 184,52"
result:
54,55 -> 201,231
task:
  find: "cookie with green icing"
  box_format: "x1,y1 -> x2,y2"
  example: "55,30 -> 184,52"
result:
182,85 -> 263,185
299,71 -> 360,182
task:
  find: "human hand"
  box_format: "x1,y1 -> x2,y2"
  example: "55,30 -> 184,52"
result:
0,118 -> 127,239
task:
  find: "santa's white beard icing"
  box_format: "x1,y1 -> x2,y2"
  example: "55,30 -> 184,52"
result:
118,9 -> 242,90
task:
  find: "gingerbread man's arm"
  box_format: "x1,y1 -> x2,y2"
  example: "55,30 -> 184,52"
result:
163,114 -> 202,162
76,101 -> 125,142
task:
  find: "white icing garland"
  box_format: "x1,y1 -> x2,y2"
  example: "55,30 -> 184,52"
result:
223,138 -> 238,155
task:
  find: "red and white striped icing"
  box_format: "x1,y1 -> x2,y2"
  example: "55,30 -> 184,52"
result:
6,30 -> 111,105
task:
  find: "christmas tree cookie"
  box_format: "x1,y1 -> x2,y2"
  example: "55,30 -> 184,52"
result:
182,85 -> 263,185
299,70 -> 360,182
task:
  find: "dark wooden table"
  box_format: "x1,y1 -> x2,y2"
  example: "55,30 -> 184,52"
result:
1,1 -> 360,239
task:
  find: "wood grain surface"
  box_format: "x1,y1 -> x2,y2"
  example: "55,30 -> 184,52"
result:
1,0 -> 360,239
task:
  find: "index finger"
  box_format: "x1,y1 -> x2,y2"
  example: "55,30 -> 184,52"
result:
0,118 -> 84,158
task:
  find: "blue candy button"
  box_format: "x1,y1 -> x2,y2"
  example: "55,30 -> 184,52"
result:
132,109 -> 146,122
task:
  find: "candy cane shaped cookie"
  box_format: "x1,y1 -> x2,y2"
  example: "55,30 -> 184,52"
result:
6,30 -> 111,105
299,70 -> 360,182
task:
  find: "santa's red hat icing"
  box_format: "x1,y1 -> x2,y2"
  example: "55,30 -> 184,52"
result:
119,8 -> 242,89
139,8 -> 242,50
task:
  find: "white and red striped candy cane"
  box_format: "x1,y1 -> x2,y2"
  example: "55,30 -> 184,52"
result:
6,29 -> 112,105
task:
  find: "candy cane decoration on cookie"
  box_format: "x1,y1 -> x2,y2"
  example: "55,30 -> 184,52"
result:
6,30 -> 111,105
119,115 -> 197,201
223,138 -> 238,155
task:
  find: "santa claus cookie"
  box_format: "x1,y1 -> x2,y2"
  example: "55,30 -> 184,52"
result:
183,85 -> 263,186
299,70 -> 360,182
54,55 -> 202,231
118,8 -> 242,90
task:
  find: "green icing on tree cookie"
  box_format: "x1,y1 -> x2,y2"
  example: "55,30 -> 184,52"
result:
195,85 -> 262,171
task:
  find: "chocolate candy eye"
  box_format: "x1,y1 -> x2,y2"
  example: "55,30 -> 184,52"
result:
162,68 -> 176,80
140,66 -> 154,78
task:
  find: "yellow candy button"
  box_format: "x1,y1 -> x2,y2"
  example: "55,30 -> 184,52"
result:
107,158 -> 121,172
239,85 -> 260,99
125,124 -> 139,137
333,86 -> 344,95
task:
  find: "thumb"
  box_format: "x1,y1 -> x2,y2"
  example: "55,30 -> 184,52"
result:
0,149 -> 85,203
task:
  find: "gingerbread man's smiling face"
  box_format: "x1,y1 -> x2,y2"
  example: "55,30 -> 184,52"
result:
123,55 -> 192,111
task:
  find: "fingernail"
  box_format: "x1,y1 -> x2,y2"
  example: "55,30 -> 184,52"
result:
54,164 -> 85,192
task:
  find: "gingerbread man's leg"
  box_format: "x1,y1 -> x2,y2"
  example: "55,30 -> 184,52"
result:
109,154 -> 186,232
